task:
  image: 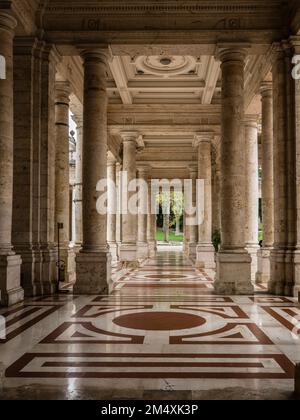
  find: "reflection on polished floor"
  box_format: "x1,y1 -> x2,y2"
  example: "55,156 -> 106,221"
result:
0,248 -> 299,400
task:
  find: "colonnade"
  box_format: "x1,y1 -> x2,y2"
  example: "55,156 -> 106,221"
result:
1,7 -> 300,304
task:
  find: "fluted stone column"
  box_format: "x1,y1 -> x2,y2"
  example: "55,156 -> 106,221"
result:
119,132 -> 139,265
137,166 -> 149,260
187,166 -> 198,259
215,46 -> 253,295
244,116 -> 260,282
195,133 -> 215,269
256,83 -> 274,285
72,115 -> 83,251
75,49 -> 111,294
55,82 -> 75,284
0,11 -> 23,306
107,157 -> 118,262
147,178 -> 157,258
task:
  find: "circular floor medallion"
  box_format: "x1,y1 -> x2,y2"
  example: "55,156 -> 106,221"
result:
113,311 -> 205,331
145,275 -> 187,279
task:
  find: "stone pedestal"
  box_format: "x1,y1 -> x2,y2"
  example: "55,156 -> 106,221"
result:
0,255 -> 23,306
0,12 -> 23,305
256,248 -> 272,284
196,245 -> 216,269
75,252 -> 111,295
75,49 -> 111,293
215,46 -> 253,295
215,252 -> 253,295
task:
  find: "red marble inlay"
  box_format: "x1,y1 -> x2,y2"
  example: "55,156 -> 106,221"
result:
113,311 -> 206,331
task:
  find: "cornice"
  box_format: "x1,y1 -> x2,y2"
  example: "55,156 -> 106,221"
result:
43,1 -> 283,16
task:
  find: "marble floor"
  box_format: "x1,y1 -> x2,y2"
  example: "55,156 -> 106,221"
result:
0,247 -> 299,400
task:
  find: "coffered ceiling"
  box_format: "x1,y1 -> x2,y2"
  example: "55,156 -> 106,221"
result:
108,55 -> 221,105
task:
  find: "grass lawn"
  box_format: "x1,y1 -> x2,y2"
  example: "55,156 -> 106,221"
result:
156,228 -> 183,242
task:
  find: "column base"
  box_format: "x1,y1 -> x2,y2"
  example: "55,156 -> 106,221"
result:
36,248 -> 58,296
246,245 -> 259,283
196,244 -> 216,269
148,241 -> 157,258
284,250 -> 295,296
13,247 -> 41,297
214,251 -> 253,295
108,242 -> 118,263
256,248 -> 272,284
269,249 -> 284,295
59,248 -> 76,285
137,242 -> 149,260
188,243 -> 197,260
0,254 -> 24,306
294,250 -> 300,298
119,244 -> 137,263
74,251 -> 111,295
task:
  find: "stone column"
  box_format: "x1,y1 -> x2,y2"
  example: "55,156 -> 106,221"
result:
119,132 -> 139,266
107,156 -> 118,262
13,38 -> 40,297
116,163 -> 122,258
55,81 -> 75,284
269,44 -> 296,296
147,178 -> 157,258
292,38 -> 300,297
194,133 -> 215,269
244,116 -> 260,282
0,11 -> 23,306
187,166 -> 198,259
75,49 -> 111,294
215,46 -> 253,295
137,166 -> 149,260
39,45 -> 61,295
72,115 -> 83,251
256,83 -> 274,284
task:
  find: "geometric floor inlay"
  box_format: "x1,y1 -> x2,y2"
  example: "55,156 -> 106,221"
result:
1,247 -> 299,389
